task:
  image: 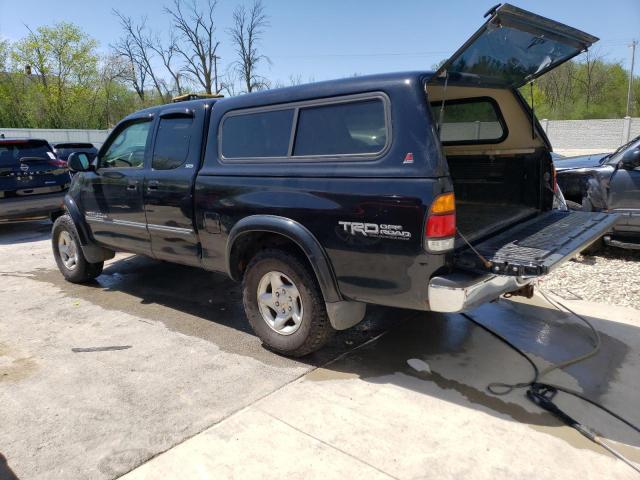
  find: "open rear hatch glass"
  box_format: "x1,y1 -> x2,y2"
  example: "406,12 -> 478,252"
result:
454,211 -> 618,276
432,3 -> 598,87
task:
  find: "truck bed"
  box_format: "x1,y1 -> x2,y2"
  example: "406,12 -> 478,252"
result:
456,201 -> 538,244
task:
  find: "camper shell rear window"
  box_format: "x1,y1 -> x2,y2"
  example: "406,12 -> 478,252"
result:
431,97 -> 508,145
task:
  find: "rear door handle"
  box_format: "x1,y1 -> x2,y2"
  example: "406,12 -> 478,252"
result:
147,181 -> 159,191
126,181 -> 138,191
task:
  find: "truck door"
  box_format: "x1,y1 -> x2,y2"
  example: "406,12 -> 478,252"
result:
83,117 -> 154,255
607,149 -> 640,234
143,106 -> 203,265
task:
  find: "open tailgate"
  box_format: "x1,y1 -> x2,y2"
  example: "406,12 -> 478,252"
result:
454,211 -> 618,276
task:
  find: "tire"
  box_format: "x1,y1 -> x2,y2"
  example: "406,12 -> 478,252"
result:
52,214 -> 104,283
242,249 -> 334,357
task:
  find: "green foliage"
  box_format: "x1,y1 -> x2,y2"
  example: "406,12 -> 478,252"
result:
520,56 -> 639,120
1,21 -> 638,129
0,22 -> 163,129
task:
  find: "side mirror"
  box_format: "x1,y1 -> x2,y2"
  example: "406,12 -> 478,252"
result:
67,152 -> 92,172
619,148 -> 640,170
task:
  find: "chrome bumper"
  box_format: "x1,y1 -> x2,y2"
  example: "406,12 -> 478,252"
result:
428,272 -> 534,313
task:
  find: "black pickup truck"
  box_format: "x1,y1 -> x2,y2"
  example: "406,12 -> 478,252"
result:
52,4 -> 617,356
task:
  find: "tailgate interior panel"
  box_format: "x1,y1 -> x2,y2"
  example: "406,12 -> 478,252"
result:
454,211 -> 619,276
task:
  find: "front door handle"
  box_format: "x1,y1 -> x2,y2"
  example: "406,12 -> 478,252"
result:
126,181 -> 138,191
147,181 -> 159,191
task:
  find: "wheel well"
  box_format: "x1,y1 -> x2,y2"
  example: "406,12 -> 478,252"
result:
229,232 -> 313,281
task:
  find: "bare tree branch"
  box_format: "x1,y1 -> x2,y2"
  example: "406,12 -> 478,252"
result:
112,10 -> 170,102
228,0 -> 270,93
147,30 -> 186,96
165,0 -> 221,94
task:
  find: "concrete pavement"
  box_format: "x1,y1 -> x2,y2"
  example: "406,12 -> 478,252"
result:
1,220 -> 639,479
122,297 -> 640,480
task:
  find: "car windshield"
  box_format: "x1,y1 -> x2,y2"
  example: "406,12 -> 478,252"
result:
601,135 -> 640,165
0,140 -> 52,166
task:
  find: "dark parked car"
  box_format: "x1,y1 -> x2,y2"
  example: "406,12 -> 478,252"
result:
52,142 -> 98,162
555,135 -> 640,250
52,4 -> 616,356
0,138 -> 70,222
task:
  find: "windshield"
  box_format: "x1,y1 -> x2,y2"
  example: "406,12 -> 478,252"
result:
0,140 -> 52,166
602,135 -> 640,165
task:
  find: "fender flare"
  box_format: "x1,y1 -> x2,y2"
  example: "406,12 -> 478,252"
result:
64,194 -> 91,245
226,215 -> 342,303
63,195 -> 115,263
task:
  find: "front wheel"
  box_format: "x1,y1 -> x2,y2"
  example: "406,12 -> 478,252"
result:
52,214 -> 104,283
242,249 -> 334,357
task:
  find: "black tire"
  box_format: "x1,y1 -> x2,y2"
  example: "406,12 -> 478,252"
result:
242,249 -> 334,357
52,214 -> 104,283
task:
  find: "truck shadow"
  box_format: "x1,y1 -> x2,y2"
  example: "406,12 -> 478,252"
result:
0,452 -> 20,480
33,253 -> 401,367
0,220 -> 51,245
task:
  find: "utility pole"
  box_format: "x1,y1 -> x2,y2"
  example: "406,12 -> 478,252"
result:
213,55 -> 220,94
626,40 -> 637,117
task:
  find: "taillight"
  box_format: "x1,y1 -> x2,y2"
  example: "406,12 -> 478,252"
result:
48,159 -> 67,168
425,192 -> 456,252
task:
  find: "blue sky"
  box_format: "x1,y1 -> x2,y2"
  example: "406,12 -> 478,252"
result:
0,0 -> 638,84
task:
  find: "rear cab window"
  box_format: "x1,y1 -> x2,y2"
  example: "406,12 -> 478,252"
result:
152,116 -> 195,170
431,97 -> 506,144
219,94 -> 389,161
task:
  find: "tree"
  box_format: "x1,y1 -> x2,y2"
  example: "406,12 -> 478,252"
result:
147,30 -> 186,96
571,50 -> 607,117
11,22 -> 99,128
228,0 -> 270,93
113,11 -> 170,103
165,0 -> 221,94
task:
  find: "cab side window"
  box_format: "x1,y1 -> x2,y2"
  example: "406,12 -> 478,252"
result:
152,116 -> 194,170
100,120 -> 152,169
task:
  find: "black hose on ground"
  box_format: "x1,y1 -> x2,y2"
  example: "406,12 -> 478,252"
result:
460,290 -> 640,473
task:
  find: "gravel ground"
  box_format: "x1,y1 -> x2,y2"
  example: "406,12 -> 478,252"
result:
540,245 -> 640,310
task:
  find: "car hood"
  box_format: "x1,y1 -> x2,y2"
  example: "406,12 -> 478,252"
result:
554,153 -> 608,171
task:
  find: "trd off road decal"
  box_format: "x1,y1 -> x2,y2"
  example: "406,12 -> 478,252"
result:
338,221 -> 411,240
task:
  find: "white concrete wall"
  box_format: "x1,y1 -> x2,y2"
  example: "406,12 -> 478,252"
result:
0,128 -> 110,147
540,117 -> 639,156
2,117 -> 638,157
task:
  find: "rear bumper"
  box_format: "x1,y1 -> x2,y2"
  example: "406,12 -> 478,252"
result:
0,191 -> 66,221
428,272 -> 534,313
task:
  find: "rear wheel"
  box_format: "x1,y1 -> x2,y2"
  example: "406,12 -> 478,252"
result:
52,214 -> 104,283
242,249 -> 333,357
